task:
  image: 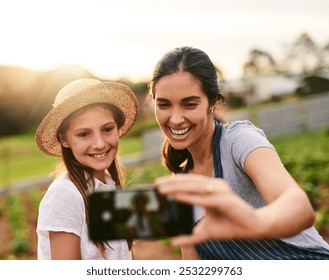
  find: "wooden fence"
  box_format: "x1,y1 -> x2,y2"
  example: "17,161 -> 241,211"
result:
1,92 -> 328,194
226,92 -> 329,138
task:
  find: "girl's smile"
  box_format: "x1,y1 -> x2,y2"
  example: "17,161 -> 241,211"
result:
60,107 -> 120,182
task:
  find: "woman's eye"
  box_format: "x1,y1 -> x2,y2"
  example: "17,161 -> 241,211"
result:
157,103 -> 170,109
184,102 -> 198,108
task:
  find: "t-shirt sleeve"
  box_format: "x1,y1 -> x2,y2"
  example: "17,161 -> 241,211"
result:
37,180 -> 84,237
127,214 -> 137,228
228,121 -> 277,170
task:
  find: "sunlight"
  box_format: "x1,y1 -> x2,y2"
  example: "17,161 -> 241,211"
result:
0,0 -> 160,81
1,0 -> 329,81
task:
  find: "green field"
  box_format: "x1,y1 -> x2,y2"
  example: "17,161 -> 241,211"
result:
0,117 -> 161,188
0,130 -> 142,187
0,127 -> 328,259
271,128 -> 329,197
1,127 -> 328,189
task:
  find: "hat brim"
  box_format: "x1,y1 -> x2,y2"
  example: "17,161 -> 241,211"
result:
36,82 -> 139,157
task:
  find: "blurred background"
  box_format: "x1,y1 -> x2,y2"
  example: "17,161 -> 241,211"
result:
0,0 -> 328,259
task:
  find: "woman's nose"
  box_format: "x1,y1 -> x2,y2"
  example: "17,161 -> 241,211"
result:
170,108 -> 184,124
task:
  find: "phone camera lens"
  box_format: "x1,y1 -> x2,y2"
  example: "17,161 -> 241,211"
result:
101,211 -> 112,222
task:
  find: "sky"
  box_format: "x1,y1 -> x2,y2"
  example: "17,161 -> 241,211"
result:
0,0 -> 329,81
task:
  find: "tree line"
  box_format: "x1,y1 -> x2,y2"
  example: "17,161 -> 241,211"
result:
0,66 -> 148,136
1,32 -> 329,136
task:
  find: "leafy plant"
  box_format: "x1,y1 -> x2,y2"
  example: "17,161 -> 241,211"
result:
27,188 -> 44,214
5,193 -> 29,256
271,128 -> 329,229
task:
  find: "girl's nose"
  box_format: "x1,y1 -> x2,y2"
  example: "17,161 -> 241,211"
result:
92,134 -> 106,149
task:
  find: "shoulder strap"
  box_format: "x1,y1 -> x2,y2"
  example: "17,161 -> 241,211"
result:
213,119 -> 223,178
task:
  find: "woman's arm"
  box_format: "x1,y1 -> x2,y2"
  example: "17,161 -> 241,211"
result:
244,147 -> 315,239
49,231 -> 81,260
155,148 -> 315,246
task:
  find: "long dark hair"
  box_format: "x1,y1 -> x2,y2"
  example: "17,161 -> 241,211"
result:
57,103 -> 125,259
148,46 -> 225,173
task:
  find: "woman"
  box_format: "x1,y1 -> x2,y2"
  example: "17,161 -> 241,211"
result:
150,46 -> 329,259
127,193 -> 153,239
36,78 -> 139,259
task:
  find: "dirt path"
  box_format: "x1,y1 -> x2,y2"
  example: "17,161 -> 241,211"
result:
132,240 -> 182,260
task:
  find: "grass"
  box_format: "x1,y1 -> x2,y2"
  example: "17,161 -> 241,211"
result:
270,128 -> 329,229
0,132 -> 57,186
125,160 -> 170,186
270,128 -> 329,188
0,130 -> 142,188
1,126 -> 328,259
271,128 -> 329,163
0,117 -> 160,187
1,125 -> 328,190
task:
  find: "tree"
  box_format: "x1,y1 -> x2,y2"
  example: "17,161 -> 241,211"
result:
243,49 -> 277,77
319,41 -> 329,68
284,33 -> 321,73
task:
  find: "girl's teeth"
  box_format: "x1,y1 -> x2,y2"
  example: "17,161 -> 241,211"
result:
93,153 -> 106,158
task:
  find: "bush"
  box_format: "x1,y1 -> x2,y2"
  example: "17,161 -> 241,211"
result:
6,193 -> 29,256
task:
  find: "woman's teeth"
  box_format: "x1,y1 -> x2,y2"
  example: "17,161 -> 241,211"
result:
170,127 -> 190,136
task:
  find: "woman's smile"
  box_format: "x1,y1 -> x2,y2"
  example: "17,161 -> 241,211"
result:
155,71 -> 213,151
169,126 -> 192,138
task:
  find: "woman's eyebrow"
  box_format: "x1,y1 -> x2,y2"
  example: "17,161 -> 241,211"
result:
181,96 -> 201,102
156,96 -> 201,102
155,97 -> 169,102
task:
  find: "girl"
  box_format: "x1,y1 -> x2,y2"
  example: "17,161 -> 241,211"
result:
35,78 -> 138,259
150,46 -> 329,260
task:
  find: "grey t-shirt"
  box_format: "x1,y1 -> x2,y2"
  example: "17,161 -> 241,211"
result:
195,120 -> 329,254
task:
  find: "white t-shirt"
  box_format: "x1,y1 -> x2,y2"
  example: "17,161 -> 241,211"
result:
37,173 -> 132,260
127,214 -> 153,238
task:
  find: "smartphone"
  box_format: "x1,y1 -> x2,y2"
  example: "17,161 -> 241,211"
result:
88,186 -> 193,241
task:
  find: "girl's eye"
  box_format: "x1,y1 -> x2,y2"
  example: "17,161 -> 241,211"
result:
103,127 -> 114,133
77,132 -> 89,138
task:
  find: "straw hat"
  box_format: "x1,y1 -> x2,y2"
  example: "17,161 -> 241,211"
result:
36,78 -> 139,157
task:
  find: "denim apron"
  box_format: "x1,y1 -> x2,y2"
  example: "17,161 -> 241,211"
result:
185,119 -> 329,260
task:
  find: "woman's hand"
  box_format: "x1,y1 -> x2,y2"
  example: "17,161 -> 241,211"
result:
155,174 -> 265,246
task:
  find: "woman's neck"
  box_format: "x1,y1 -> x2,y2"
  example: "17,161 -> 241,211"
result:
188,121 -> 215,177
188,153 -> 214,177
